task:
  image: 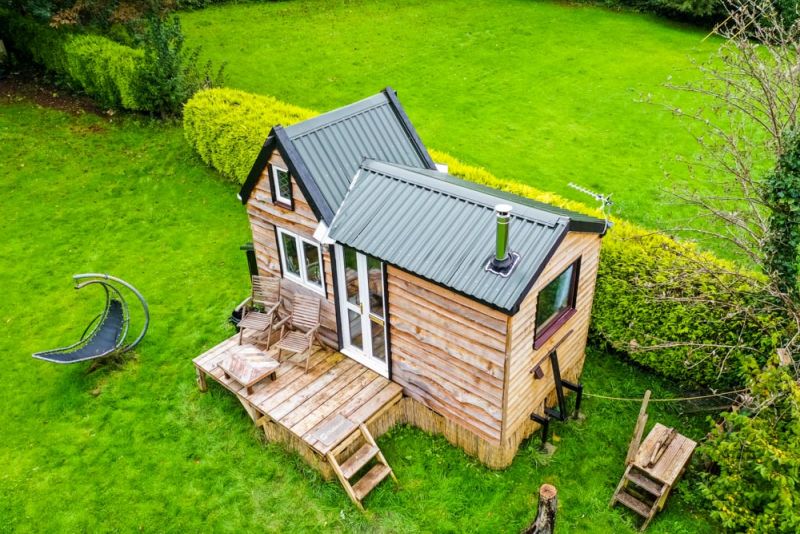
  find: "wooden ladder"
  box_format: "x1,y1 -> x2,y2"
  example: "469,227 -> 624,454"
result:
326,423 -> 397,510
610,465 -> 669,531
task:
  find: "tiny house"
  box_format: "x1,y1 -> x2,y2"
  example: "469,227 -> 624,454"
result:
232,88 -> 606,469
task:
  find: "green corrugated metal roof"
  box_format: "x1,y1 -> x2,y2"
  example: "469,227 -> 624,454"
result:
282,91 -> 434,216
328,160 -> 596,314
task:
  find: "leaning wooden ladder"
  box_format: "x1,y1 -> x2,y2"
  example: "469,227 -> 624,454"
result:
327,422 -> 398,510
609,391 -> 697,531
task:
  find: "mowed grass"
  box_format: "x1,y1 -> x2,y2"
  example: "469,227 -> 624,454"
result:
0,100 -> 714,532
182,0 -> 719,233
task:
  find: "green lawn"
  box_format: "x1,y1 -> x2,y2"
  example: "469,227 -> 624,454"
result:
182,0 -> 719,234
0,99 -> 714,532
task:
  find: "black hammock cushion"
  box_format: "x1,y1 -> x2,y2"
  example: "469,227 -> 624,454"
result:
33,299 -> 124,364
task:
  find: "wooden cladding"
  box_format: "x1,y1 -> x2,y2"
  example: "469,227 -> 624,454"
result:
387,267 -> 508,445
503,232 -> 602,439
247,149 -> 338,348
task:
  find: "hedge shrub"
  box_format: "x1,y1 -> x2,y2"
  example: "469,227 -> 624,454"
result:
0,11 -> 217,114
0,11 -> 145,110
183,88 -> 787,388
183,88 -> 314,182
62,36 -> 143,110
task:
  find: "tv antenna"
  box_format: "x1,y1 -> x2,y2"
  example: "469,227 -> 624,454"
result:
568,182 -> 613,234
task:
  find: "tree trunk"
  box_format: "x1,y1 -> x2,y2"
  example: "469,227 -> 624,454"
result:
522,484 -> 558,534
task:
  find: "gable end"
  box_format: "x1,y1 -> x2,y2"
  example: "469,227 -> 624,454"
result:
239,127 -> 335,224
239,134 -> 276,203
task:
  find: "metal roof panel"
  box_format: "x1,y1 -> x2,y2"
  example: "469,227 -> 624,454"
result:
328,161 -> 575,313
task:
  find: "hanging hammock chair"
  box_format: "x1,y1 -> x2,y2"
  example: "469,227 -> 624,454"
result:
32,273 -> 150,364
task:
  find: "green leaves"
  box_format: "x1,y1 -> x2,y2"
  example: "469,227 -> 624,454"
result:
695,365 -> 800,533
764,129 -> 800,295
0,10 -> 221,116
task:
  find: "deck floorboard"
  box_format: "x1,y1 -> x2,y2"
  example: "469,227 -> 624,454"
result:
193,334 -> 402,455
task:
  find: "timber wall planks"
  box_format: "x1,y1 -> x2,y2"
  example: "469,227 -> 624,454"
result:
386,267 -> 508,445
503,232 -> 603,440
246,149 -> 338,348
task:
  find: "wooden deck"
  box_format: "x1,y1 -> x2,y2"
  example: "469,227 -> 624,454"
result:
192,335 -> 403,456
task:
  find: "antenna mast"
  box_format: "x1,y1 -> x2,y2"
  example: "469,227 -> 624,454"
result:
568,182 -> 613,233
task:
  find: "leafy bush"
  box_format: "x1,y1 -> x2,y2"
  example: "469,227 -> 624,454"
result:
183,88 -> 787,388
63,35 -> 143,109
0,10 -> 220,114
133,16 -> 221,117
692,363 -> 800,533
0,10 -> 72,74
183,88 -> 314,182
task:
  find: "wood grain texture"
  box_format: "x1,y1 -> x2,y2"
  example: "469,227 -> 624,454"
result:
246,148 -> 338,347
387,266 -> 508,445
503,232 -> 602,437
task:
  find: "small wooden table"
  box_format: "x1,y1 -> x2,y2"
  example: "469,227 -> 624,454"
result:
217,345 -> 279,394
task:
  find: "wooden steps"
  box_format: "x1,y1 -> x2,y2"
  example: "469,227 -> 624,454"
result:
339,443 -> 379,479
352,464 -> 392,500
625,469 -> 665,497
610,465 -> 668,531
327,422 -> 397,510
615,489 -> 653,518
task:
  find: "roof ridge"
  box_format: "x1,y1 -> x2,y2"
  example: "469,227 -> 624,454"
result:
284,93 -> 389,139
290,101 -> 388,139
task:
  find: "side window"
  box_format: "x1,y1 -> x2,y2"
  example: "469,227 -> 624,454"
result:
534,259 -> 580,348
271,164 -> 293,207
276,228 -> 325,295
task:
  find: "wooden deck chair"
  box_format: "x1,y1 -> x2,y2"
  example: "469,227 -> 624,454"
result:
272,294 -> 321,373
238,275 -> 282,346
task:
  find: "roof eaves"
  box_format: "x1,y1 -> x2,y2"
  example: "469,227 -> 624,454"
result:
381,87 -> 437,170
273,126 -> 336,223
239,134 -> 276,204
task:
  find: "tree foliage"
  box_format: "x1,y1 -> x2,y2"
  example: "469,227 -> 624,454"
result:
764,129 -> 800,295
132,15 -> 221,118
693,363 -> 800,533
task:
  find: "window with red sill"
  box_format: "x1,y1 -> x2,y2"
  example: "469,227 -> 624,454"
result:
534,259 -> 580,349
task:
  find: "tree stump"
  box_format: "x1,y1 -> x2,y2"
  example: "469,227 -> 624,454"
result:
523,484 -> 558,534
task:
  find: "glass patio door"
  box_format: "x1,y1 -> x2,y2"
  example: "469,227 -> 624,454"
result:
335,244 -> 389,377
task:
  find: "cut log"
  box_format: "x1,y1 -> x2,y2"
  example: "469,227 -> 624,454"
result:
523,484 -> 558,534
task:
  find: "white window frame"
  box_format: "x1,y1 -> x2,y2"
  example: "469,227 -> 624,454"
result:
276,227 -> 325,296
271,165 -> 292,206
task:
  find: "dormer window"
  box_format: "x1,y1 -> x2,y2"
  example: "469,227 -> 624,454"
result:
271,164 -> 293,208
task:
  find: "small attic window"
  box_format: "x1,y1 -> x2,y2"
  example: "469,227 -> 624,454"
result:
271,164 -> 293,208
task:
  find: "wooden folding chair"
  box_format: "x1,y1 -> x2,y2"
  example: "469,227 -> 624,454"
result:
238,275 -> 282,346
272,294 -> 321,373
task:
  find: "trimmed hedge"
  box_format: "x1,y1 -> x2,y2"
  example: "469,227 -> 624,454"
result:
183,88 -> 787,388
0,11 -> 145,110
183,88 -> 314,183
62,36 -> 143,110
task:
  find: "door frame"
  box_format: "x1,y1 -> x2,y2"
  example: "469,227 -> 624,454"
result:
333,244 -> 391,378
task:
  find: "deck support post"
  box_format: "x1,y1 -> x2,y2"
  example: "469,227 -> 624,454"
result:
195,367 -> 208,392
530,413 -> 550,448
524,484 -> 558,534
